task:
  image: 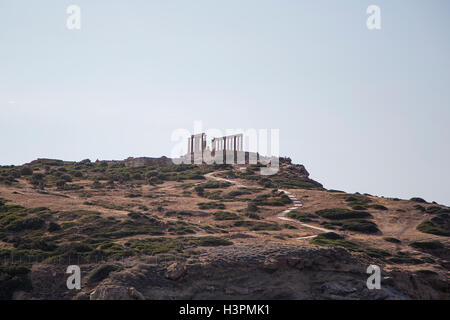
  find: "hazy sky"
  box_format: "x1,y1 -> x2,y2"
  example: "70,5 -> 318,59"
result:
1,0 -> 449,205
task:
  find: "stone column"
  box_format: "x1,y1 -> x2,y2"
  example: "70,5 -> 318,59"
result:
223,137 -> 227,163
190,135 -> 194,164
233,136 -> 237,164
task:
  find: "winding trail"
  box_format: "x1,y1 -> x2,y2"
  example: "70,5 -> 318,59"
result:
204,172 -> 332,240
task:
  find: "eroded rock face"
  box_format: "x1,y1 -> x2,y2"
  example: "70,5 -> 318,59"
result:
18,245 -> 449,300
90,285 -> 144,300
165,262 -> 186,281
85,245 -> 449,300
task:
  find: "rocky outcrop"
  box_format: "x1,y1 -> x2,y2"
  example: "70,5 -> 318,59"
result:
83,244 -> 449,300
165,262 -> 186,281
90,285 -> 145,300
124,156 -> 173,168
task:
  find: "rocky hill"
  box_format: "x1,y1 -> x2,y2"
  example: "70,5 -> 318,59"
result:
0,157 -> 448,299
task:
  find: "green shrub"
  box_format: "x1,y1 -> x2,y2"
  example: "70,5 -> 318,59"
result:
344,195 -> 372,205
416,214 -> 450,237
167,221 -> 196,235
410,197 -> 427,203
310,232 -> 359,250
7,217 -> 45,232
244,212 -> 261,220
56,180 -> 66,188
409,241 -> 443,251
125,191 -> 142,198
30,173 -> 45,186
315,208 -> 372,220
317,232 -> 343,240
286,211 -> 317,222
73,171 -> 83,178
383,237 -> 401,244
199,180 -> 231,189
417,222 -> 449,236
424,206 -> 441,214
194,236 -> 232,247
165,210 -> 194,217
225,190 -> 252,198
213,211 -> 240,221
194,185 -> 204,196
364,248 -> 391,259
126,236 -> 232,255
339,220 -> 379,234
252,193 -> 292,206
420,257 -> 435,264
369,204 -> 388,211
198,202 -> 225,210
127,211 -> 147,219
351,205 -> 367,211
246,202 -> 258,213
389,252 -> 423,265
20,167 -> 33,176
92,180 -> 103,189
48,222 -> 61,232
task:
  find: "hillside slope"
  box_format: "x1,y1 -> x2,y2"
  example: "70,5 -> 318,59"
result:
0,157 -> 448,299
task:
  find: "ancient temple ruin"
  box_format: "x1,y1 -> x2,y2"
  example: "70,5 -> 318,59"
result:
183,133 -> 261,165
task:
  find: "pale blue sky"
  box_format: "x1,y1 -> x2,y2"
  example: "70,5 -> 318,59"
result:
1,1 -> 449,205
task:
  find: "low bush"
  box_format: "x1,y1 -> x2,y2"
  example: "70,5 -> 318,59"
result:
369,204 -> 388,211
315,208 -> 372,220
339,220 -> 379,234
252,193 -> 292,207
344,195 -> 372,205
194,236 -> 233,247
409,241 -> 444,251
364,248 -> 391,259
244,212 -> 261,220
383,237 -> 401,244
213,211 -> 240,221
286,211 -> 317,222
416,214 -> 450,236
410,197 -> 427,203
310,232 -> 359,250
20,167 -> 33,176
48,222 -> 61,232
417,222 -> 449,236
246,202 -> 258,213
199,180 -> 231,189
389,252 -> 423,265
198,202 -> 225,210
165,210 -> 194,217
7,217 -> 45,232
125,191 -> 142,198
225,190 -> 252,199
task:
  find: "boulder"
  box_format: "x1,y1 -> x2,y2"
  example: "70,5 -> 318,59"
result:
90,285 -> 144,300
165,262 -> 186,280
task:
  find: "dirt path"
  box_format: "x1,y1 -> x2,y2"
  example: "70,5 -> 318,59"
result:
204,172 -> 332,239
